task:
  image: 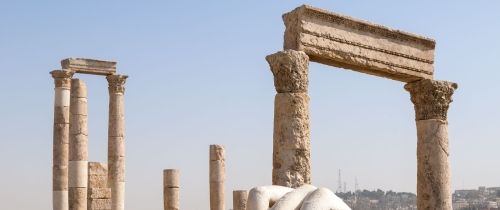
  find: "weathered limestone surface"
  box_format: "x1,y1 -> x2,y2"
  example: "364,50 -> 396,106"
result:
209,145 -> 225,210
68,188 -> 87,210
88,188 -> 111,199
163,169 -> 180,210
51,70 -> 74,210
88,162 -> 111,210
405,79 -> 457,121
266,50 -> 311,188
69,79 -> 88,210
88,199 -> 112,210
405,79 -> 457,210
106,74 -> 127,210
232,190 -> 248,210
266,50 -> 309,93
61,58 -> 116,76
283,5 -> 435,82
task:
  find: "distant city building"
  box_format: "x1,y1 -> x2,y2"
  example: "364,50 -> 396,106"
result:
335,186 -> 500,210
453,186 -> 500,210
336,189 -> 417,210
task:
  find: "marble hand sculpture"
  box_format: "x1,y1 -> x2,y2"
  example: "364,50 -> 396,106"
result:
247,185 -> 351,210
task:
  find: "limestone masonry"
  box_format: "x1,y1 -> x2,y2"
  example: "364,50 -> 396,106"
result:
88,162 -> 111,210
283,5 -> 435,82
61,58 -> 116,76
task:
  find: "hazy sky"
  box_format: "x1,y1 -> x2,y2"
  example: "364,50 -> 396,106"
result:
1,1 -> 499,209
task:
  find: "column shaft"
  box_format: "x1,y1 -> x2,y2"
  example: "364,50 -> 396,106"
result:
405,79 -> 457,210
163,169 -> 180,210
209,145 -> 225,210
232,190 -> 248,210
266,50 -> 310,188
51,70 -> 74,210
107,75 -> 128,210
68,79 -> 88,210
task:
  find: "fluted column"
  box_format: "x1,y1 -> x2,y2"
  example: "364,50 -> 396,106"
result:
106,74 -> 128,210
51,70 -> 74,210
405,79 -> 457,210
209,145 -> 225,210
68,79 -> 88,210
266,49 -> 310,188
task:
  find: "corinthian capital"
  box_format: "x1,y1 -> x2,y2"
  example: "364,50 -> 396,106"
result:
106,74 -> 128,94
266,50 -> 309,93
50,70 -> 74,88
405,79 -> 457,121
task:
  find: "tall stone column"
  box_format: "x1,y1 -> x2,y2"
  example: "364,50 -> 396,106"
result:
266,50 -> 310,188
106,74 -> 128,210
68,79 -> 88,210
51,70 -> 74,210
405,79 -> 457,210
209,144 -> 225,210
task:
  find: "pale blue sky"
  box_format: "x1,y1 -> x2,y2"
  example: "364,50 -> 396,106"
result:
1,1 -> 499,209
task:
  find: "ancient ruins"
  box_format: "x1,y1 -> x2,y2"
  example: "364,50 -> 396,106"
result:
262,5 -> 456,210
51,58 -> 128,210
50,4 -> 456,210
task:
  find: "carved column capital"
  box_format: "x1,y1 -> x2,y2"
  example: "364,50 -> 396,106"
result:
106,74 -> 128,94
50,70 -> 74,88
266,49 -> 309,93
405,79 -> 457,121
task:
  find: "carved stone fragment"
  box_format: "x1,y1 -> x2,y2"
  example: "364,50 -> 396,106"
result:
61,58 -> 116,76
283,5 -> 435,82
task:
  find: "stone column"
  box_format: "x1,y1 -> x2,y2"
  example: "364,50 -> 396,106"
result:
51,70 -> 74,210
209,144 -> 225,210
69,79 -> 88,210
265,50 -> 310,188
163,169 -> 180,210
405,79 -> 457,210
106,74 -> 128,210
232,190 -> 248,210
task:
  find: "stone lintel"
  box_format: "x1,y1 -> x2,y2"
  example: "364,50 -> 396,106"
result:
61,58 -> 116,76
283,5 -> 436,82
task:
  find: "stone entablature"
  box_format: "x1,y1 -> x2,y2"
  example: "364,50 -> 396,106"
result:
61,58 -> 116,76
283,5 -> 435,82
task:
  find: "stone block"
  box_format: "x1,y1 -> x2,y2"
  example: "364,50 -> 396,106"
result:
61,58 -> 116,76
88,198 -> 112,210
88,188 -> 111,199
88,162 -> 108,176
88,175 -> 108,188
283,5 -> 435,82
68,161 -> 88,187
